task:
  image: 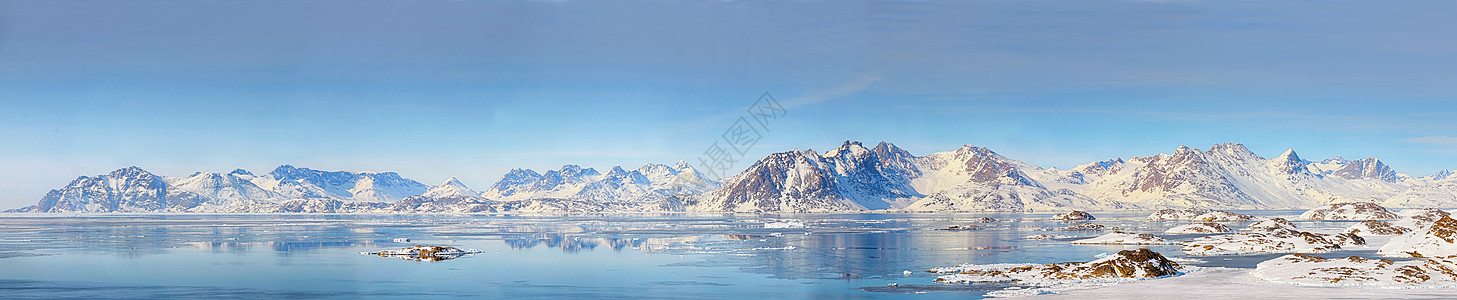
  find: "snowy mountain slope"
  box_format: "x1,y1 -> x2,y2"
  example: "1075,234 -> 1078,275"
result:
423,177 -> 480,198
481,162 -> 719,204
11,141 -> 1457,213
169,170 -> 277,206
255,165 -> 429,203
8,167 -> 204,213
1072,143 -> 1415,209
697,141 -> 1132,213
690,141 -> 926,212
903,145 -> 1131,212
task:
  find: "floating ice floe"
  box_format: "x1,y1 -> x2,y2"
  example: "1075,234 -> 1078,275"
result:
934,249 -> 1185,283
1164,223 -> 1233,234
1182,228 -> 1364,256
970,217 -> 998,223
363,245 -> 482,261
1379,215 -> 1457,257
763,221 -> 807,229
1253,253 -> 1457,287
1051,210 -> 1096,221
1299,202 -> 1398,220
1344,220 -> 1411,236
393,238 -> 411,243
1070,231 -> 1172,245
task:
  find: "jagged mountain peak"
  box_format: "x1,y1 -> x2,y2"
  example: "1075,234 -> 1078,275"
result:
1272,148 -> 1308,174
1075,158 -> 1125,176
1435,169 -> 1454,180
109,166 -> 154,178
871,141 -> 914,158
503,168 -> 542,179
441,177 -> 465,186
1332,157 -> 1398,182
1277,148 -> 1299,160
554,165 -> 600,179
825,140 -> 871,157
229,169 -> 254,176
424,177 -> 478,198
1206,143 -> 1261,161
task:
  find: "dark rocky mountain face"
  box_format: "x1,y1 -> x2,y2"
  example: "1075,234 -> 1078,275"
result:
1332,158 -> 1399,182
15,166 -> 202,213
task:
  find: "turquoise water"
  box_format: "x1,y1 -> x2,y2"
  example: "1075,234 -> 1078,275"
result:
0,212 -> 1327,299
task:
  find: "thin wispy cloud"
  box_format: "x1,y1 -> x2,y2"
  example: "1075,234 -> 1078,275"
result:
1404,136 -> 1457,146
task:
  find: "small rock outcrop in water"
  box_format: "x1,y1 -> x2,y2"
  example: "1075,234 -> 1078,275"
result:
1164,222 -> 1233,234
936,225 -> 980,231
1052,211 -> 1096,221
1299,202 -> 1399,220
364,245 -> 482,261
1379,215 -> 1457,258
1050,223 -> 1107,231
1253,253 -> 1457,286
934,249 -> 1182,282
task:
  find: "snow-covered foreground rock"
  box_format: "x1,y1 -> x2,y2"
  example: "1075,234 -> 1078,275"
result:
1242,218 -> 1298,231
1253,254 -> 1457,287
1146,208 -> 1213,221
1393,208 -> 1452,229
934,248 -> 1184,283
1183,228 -> 1365,256
1345,220 -> 1411,236
1070,232 -> 1171,245
1379,215 -> 1457,257
1048,267 -> 1457,298
1147,209 -> 1255,222
1299,202 -> 1399,220
1164,223 -> 1233,234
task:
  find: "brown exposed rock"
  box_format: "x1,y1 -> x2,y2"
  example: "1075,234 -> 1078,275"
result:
1300,202 -> 1399,220
1052,210 -> 1096,221
938,249 -> 1181,282
1346,220 -> 1412,236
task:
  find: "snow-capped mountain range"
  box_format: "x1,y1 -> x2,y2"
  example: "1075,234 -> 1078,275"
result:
9,141 -> 1457,213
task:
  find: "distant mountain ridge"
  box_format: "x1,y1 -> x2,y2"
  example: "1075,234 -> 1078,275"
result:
9,141 -> 1457,213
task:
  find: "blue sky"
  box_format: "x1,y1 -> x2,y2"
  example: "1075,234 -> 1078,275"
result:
3,1 -> 1457,208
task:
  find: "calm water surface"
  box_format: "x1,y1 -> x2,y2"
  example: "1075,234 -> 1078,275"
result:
0,211 -> 1335,299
